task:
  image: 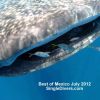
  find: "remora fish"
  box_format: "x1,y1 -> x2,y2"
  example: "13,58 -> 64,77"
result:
0,0 -> 99,76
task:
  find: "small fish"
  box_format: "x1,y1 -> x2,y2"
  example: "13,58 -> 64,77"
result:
88,45 -> 100,52
70,37 -> 80,42
29,52 -> 50,58
51,44 -> 57,47
95,47 -> 100,51
58,43 -> 74,52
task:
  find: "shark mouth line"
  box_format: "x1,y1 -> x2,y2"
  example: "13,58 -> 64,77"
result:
0,16 -> 100,76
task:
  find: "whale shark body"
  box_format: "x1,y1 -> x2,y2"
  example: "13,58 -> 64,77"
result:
0,0 -> 99,76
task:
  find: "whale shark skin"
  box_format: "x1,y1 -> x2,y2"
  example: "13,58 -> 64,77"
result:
0,0 -> 100,62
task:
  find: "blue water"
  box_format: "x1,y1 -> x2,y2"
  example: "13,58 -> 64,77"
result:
0,38 -> 100,100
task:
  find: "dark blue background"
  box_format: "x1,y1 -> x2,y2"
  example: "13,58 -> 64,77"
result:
0,38 -> 100,100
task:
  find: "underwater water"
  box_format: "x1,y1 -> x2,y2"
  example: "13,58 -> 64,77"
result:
0,37 -> 100,100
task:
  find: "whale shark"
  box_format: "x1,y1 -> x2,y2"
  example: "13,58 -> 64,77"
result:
0,0 -> 99,76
